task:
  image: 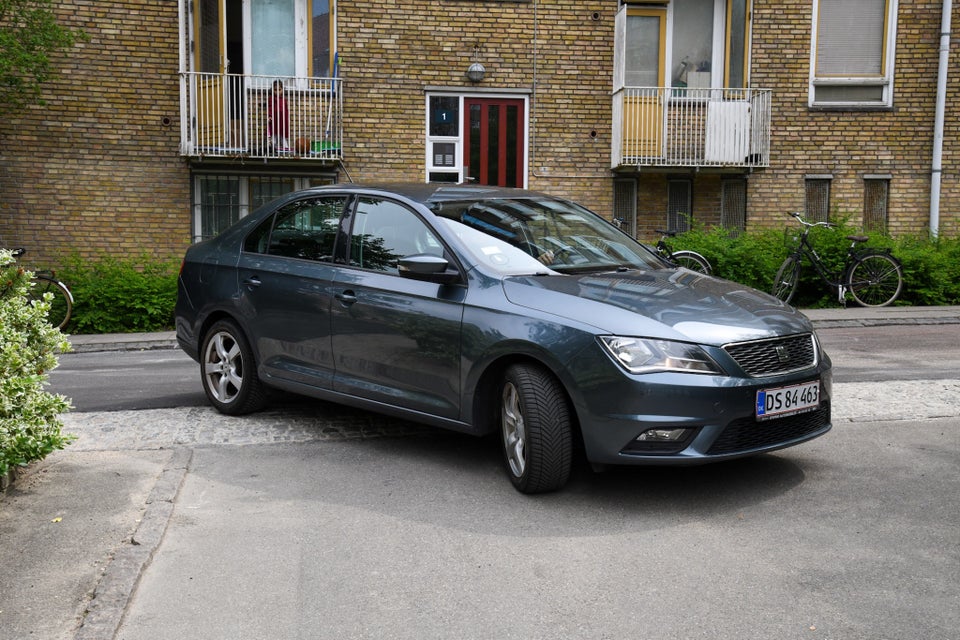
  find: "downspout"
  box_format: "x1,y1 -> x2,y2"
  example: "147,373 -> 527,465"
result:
930,0 -> 952,238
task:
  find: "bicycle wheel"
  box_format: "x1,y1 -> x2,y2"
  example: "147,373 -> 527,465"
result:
772,256 -> 801,304
670,250 -> 712,275
846,252 -> 903,307
29,275 -> 73,330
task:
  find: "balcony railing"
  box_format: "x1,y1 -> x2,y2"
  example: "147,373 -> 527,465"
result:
179,72 -> 342,161
612,87 -> 771,169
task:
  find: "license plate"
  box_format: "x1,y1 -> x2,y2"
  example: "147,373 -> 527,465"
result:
756,381 -> 820,420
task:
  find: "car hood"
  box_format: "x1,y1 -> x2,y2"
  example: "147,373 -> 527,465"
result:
502,269 -> 812,345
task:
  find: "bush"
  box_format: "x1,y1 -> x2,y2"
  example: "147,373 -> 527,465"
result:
669,222 -> 960,308
57,254 -> 180,334
0,249 -> 73,477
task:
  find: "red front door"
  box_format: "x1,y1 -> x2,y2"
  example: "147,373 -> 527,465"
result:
463,98 -> 525,188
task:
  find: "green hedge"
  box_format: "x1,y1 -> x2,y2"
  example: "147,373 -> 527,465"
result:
669,222 -> 960,308
57,254 -> 180,334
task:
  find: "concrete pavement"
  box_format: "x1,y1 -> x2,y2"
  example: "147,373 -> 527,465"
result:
1,305 -> 959,639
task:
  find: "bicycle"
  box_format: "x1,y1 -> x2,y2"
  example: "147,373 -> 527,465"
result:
10,248 -> 74,330
654,229 -> 712,274
772,212 -> 903,307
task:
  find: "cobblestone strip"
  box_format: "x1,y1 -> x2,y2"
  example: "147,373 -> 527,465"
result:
61,405 -> 440,451
59,380 -> 960,452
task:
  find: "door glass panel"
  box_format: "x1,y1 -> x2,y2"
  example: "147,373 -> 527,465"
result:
312,0 -> 331,76
487,105 -> 500,185
505,105 -> 519,188
625,14 -> 661,86
671,0 -> 714,88
251,0 -> 296,76
726,0 -> 748,88
468,103 -> 481,183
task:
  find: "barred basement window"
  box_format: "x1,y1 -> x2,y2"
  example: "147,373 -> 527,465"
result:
192,173 -> 335,242
863,176 -> 890,232
805,176 -> 832,222
613,178 -> 638,237
667,179 -> 692,232
721,177 -> 747,233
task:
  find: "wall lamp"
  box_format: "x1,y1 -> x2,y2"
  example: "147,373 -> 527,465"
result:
466,45 -> 486,83
466,62 -> 486,83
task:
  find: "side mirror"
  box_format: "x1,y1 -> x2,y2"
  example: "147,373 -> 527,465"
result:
398,254 -> 461,284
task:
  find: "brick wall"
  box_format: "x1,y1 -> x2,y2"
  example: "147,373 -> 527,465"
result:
338,0 -> 616,215
747,0 -> 959,237
0,0 -> 189,268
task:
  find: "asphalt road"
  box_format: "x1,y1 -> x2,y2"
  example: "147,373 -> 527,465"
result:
48,323 -> 960,411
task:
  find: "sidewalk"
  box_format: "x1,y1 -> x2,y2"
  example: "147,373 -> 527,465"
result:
64,305 -> 960,353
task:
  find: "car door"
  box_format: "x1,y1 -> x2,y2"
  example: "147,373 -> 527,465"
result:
330,196 -> 465,419
236,194 -> 349,388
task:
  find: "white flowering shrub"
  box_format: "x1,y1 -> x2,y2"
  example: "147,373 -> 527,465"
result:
0,249 -> 72,476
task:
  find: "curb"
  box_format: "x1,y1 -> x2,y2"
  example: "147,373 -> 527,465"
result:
73,448 -> 193,640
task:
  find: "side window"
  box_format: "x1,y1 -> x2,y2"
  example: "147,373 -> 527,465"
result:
243,196 -> 347,260
349,198 -> 444,273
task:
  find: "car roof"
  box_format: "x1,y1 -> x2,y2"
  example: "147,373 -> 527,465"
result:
306,182 -> 552,205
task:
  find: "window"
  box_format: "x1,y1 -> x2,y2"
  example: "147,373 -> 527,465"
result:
667,179 -> 692,232
805,176 -> 832,222
192,173 -> 335,242
194,0 -> 335,79
810,0 -> 897,108
427,95 -> 461,183
244,196 -> 347,260
863,176 -> 890,232
349,199 -> 444,273
614,178 -> 638,237
721,177 -> 746,232
615,0 -> 751,91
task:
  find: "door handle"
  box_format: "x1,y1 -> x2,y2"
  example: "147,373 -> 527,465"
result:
335,290 -> 357,305
242,276 -> 262,288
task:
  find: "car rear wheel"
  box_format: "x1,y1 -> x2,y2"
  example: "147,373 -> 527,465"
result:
500,363 -> 572,494
201,320 -> 267,415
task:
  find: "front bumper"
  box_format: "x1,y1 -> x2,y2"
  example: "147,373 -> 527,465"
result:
572,360 -> 833,467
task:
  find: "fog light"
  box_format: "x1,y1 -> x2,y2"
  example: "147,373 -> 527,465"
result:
636,428 -> 691,442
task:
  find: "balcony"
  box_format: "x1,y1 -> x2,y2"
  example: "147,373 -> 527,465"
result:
612,87 -> 771,170
179,72 -> 343,162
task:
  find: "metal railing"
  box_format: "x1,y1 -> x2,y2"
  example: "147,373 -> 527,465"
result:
179,72 -> 342,161
612,87 -> 771,169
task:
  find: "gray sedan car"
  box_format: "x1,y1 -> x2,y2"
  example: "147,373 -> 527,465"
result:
175,184 -> 832,493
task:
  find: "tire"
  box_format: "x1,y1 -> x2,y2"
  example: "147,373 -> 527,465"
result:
846,252 -> 903,307
29,275 -> 73,330
772,256 -> 801,304
200,319 -> 267,415
499,363 -> 573,494
670,250 -> 712,275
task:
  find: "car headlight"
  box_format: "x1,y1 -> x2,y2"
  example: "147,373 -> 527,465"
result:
599,336 -> 723,375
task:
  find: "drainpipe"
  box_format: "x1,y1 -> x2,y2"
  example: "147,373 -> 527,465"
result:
930,0 -> 952,238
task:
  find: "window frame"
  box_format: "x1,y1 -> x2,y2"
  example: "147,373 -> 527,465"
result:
809,0 -> 898,109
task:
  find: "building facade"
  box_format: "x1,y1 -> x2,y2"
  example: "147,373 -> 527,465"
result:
1,0 -> 957,269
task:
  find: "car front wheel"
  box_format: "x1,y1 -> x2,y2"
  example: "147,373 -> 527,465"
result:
201,320 -> 267,415
500,363 -> 573,494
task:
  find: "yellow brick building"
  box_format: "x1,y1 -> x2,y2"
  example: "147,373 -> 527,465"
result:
0,0 -> 956,269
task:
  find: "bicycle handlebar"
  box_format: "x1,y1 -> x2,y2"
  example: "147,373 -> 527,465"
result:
786,212 -> 835,229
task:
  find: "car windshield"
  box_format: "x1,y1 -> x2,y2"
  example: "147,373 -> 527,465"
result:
432,197 -> 664,275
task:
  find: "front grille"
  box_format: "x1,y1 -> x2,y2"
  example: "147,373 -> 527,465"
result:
723,334 -> 817,377
707,401 -> 831,455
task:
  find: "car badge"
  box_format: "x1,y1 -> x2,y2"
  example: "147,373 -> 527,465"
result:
776,345 -> 790,363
